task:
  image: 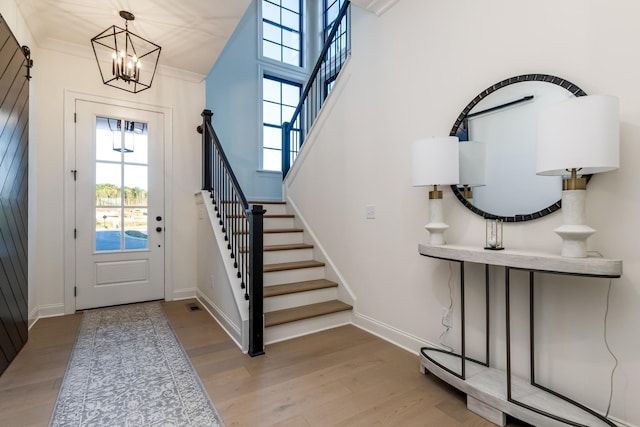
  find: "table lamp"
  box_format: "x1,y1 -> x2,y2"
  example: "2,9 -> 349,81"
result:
458,141 -> 487,201
536,95 -> 619,258
411,136 -> 460,245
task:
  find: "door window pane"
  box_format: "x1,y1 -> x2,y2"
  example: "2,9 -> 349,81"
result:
96,163 -> 122,206
124,208 -> 148,250
95,116 -> 150,252
96,118 -> 122,163
96,207 -> 122,251
124,165 -> 148,206
123,122 -> 148,165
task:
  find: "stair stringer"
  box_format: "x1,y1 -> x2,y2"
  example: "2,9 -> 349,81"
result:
196,191 -> 250,353
282,197 -> 357,310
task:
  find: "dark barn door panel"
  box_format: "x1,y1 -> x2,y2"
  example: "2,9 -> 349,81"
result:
0,15 -> 30,376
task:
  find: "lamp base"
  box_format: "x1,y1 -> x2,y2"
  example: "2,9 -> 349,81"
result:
554,225 -> 595,258
425,196 -> 448,245
555,189 -> 595,258
425,222 -> 448,245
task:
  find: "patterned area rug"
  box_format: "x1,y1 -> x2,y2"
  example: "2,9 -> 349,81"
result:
49,302 -> 224,427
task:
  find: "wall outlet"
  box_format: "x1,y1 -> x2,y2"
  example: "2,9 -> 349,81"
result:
442,307 -> 453,328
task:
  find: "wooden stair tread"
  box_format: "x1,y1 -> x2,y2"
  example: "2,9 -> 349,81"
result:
265,228 -> 303,233
265,300 -> 352,327
264,279 -> 338,298
239,243 -> 314,254
249,200 -> 286,205
264,260 -> 325,273
234,228 -> 303,235
227,214 -> 294,219
264,243 -> 313,251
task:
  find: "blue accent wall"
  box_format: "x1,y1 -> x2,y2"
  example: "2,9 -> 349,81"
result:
205,1 -> 283,201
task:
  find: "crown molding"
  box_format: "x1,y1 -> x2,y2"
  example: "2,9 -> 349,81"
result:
36,38 -> 206,83
351,0 -> 401,16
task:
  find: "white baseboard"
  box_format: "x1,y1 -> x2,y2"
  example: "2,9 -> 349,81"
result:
28,307 -> 39,329
172,287 -> 197,301
28,303 -> 66,329
353,311 -> 437,356
609,417 -> 636,427
196,290 -> 243,350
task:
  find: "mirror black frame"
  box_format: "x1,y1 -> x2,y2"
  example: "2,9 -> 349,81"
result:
450,74 -> 587,222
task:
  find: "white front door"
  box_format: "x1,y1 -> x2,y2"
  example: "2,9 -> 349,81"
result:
74,100 -> 165,310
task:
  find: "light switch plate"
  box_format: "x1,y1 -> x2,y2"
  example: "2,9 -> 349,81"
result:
366,204 -> 376,219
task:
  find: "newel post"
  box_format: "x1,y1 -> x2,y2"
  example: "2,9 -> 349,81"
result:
282,121 -> 291,178
248,204 -> 265,357
201,109 -> 213,191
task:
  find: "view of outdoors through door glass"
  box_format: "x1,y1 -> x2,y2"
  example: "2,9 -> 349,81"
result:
95,116 -> 149,251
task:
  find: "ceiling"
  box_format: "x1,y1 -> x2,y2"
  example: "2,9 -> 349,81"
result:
15,0 -> 397,80
16,0 -> 252,79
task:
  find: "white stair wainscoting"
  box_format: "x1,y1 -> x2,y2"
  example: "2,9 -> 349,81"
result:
255,201 -> 353,344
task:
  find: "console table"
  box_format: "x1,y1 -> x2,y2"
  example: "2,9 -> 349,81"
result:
418,243 -> 622,427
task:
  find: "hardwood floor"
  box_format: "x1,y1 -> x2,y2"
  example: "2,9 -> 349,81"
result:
0,300 -> 528,426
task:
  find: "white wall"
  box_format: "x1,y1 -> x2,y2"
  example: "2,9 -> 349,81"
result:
195,192 -> 247,351
285,1 -> 640,425
1,0 -> 206,319
31,47 -> 205,317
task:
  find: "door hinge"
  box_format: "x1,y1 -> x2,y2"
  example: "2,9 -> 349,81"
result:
74,112 -> 77,123
74,228 -> 77,239
71,170 -> 77,181
74,286 -> 77,297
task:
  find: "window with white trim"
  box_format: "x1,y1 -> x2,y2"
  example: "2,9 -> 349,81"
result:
262,0 -> 303,67
262,76 -> 302,171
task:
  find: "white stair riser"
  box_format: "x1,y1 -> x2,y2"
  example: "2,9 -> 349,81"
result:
264,217 -> 295,229
264,232 -> 303,246
264,266 -> 325,286
260,204 -> 287,215
264,287 -> 338,312
264,310 -> 352,344
264,248 -> 313,264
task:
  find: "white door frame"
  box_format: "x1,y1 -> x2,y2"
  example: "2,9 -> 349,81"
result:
63,90 -> 174,315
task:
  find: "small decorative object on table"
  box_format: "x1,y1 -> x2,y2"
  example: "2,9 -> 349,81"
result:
485,218 -> 504,250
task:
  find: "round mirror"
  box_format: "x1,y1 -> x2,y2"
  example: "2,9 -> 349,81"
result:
450,74 -> 587,222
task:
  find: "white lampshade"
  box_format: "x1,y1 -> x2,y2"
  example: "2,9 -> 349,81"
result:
459,141 -> 486,187
536,95 -> 620,176
411,137 -> 460,186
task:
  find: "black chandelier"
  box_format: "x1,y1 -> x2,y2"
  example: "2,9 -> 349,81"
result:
91,11 -> 161,94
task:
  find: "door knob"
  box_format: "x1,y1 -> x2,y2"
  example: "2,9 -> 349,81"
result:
156,216 -> 162,221
156,227 -> 162,232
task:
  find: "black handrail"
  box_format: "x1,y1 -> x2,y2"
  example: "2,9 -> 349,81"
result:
282,0 -> 351,177
198,110 -> 264,357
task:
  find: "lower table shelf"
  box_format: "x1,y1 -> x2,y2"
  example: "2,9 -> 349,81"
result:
420,348 -> 615,427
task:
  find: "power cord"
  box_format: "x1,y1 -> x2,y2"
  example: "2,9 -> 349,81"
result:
439,261 -> 454,352
604,279 -> 618,418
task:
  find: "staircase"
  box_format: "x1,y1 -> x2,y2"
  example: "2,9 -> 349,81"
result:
254,201 -> 353,343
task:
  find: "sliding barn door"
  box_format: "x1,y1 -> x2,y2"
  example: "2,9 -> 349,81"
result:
0,15 -> 30,376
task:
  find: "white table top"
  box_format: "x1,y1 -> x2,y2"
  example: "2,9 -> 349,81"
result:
418,243 -> 622,277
